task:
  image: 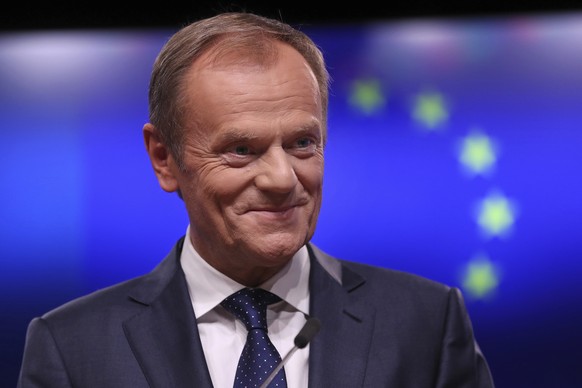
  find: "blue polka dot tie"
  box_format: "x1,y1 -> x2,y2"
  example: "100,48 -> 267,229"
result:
221,288 -> 288,388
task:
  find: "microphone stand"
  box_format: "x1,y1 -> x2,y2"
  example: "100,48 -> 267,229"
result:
259,346 -> 300,388
259,317 -> 321,388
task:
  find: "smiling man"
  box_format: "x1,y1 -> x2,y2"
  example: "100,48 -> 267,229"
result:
144,40 -> 325,287
18,12 -> 495,388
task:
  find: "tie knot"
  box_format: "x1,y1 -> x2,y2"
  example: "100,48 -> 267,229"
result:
221,288 -> 281,331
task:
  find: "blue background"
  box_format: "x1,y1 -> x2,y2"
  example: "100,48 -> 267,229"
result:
2,11 -> 582,387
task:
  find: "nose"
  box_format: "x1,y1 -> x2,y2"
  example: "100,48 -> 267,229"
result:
254,147 -> 298,193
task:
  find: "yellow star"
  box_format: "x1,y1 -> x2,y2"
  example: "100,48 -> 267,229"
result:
459,130 -> 497,175
412,90 -> 448,130
462,255 -> 500,299
476,192 -> 516,238
348,79 -> 386,115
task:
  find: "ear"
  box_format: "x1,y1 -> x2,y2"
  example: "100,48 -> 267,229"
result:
143,123 -> 180,193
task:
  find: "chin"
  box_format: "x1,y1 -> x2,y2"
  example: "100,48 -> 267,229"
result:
251,235 -> 304,261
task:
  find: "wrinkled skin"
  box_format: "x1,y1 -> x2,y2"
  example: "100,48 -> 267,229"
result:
144,42 -> 325,286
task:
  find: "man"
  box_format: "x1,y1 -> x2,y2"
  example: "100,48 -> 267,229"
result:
18,12 -> 495,388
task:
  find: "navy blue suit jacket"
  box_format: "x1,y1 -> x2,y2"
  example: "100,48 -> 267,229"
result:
18,238 -> 494,387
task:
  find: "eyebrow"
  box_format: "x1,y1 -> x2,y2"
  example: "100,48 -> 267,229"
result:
215,120 -> 322,144
216,130 -> 260,144
293,121 -> 323,142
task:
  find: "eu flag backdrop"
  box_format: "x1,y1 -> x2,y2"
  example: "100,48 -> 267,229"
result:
2,12 -> 582,387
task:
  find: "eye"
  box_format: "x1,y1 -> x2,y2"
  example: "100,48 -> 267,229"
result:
291,137 -> 318,152
296,137 -> 315,148
222,144 -> 256,167
233,145 -> 251,155
287,136 -> 318,158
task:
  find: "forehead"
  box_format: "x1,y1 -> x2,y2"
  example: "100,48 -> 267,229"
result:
198,35 -> 281,70
176,46 -> 323,151
183,41 -> 322,123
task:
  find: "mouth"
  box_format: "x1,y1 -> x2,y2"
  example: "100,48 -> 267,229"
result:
253,204 -> 295,212
252,206 -> 294,215
247,203 -> 305,220
249,198 -> 309,213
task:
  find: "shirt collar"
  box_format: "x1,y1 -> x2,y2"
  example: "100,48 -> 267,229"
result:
180,225 -> 310,319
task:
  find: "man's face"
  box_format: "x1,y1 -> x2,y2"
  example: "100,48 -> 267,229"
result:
168,43 -> 324,285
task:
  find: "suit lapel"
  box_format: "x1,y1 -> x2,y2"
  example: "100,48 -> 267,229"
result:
123,238 -> 214,388
119,239 -> 375,388
307,244 -> 376,388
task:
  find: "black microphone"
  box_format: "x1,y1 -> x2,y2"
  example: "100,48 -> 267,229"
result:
259,316 -> 321,388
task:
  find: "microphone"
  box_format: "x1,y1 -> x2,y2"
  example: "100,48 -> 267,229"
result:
259,316 -> 321,388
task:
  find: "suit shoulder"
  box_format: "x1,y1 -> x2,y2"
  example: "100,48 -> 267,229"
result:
341,258 -> 453,297
40,239 -> 184,324
309,242 -> 450,292
41,274 -> 146,324
336,259 -> 465,324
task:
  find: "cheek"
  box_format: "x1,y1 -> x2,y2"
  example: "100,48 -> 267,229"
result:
198,168 -> 254,206
297,158 -> 324,193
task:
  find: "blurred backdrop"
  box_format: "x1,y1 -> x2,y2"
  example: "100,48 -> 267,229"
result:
2,2 -> 582,387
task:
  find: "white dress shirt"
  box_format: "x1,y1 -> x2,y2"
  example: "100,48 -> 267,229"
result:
180,225 -> 311,388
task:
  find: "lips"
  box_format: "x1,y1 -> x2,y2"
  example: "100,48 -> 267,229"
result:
245,202 -> 308,222
248,198 -> 309,213
252,205 -> 296,212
